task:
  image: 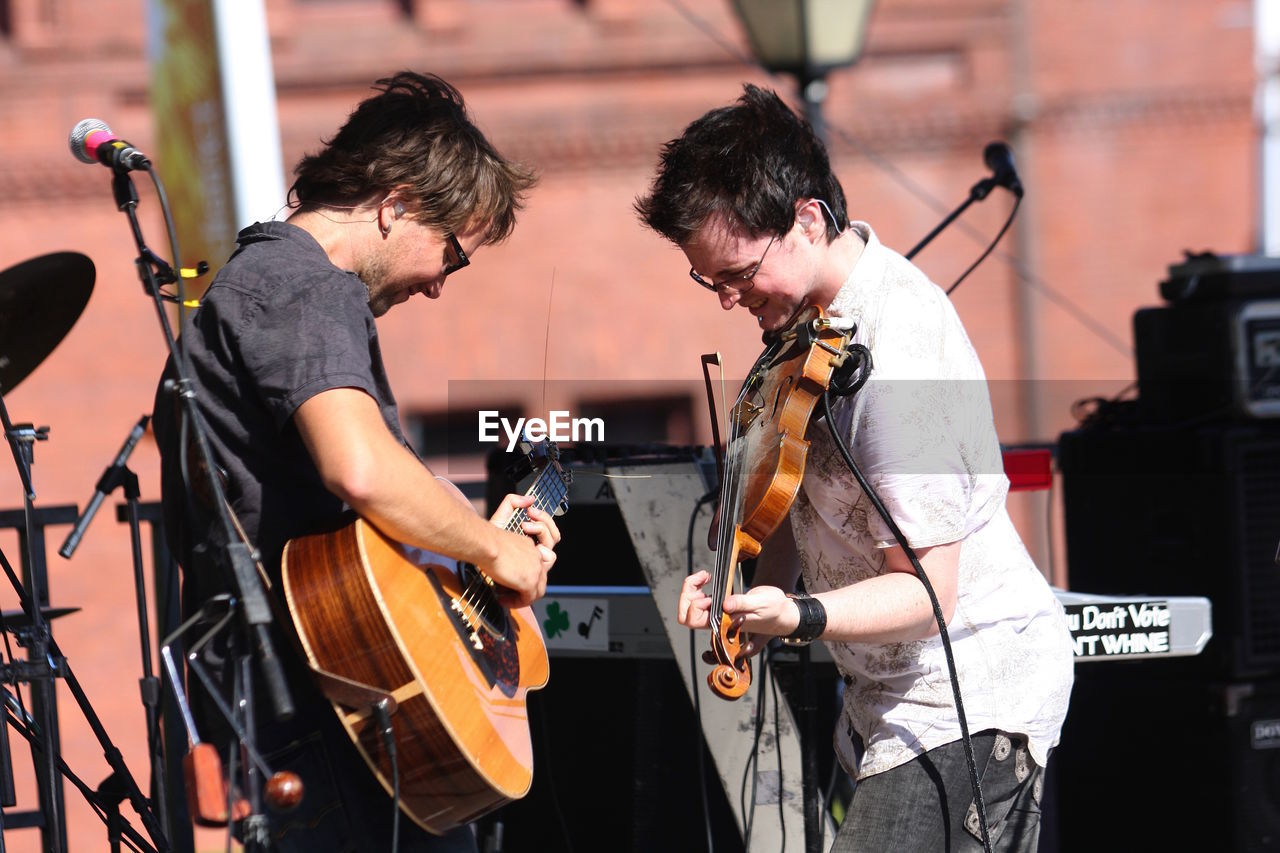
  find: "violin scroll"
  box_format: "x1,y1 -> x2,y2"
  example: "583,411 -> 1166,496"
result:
708,612 -> 751,700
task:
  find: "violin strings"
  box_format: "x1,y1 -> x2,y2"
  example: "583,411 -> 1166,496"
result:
713,370 -> 759,618
713,419 -> 746,616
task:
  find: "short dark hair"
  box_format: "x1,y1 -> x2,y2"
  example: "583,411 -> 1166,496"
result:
635,84 -> 846,245
290,71 -> 537,245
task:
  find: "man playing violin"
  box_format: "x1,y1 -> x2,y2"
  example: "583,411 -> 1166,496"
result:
152,72 -> 560,852
636,85 -> 1073,852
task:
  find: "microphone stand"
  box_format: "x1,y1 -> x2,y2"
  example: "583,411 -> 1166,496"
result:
103,160 -> 293,849
0,394 -> 62,853
58,413 -> 170,844
905,174 -> 1000,261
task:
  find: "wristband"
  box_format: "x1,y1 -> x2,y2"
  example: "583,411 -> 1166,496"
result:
781,591 -> 827,646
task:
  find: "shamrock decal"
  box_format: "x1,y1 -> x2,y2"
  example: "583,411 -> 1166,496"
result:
543,601 -> 570,638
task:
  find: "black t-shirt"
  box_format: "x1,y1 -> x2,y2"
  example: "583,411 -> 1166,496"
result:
152,223 -> 477,852
151,220 -> 410,741
153,220 -> 406,592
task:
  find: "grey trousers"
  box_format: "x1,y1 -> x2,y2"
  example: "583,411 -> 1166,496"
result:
832,730 -> 1047,853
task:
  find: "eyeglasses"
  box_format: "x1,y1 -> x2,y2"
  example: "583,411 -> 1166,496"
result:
689,235 -> 776,294
443,232 -> 470,276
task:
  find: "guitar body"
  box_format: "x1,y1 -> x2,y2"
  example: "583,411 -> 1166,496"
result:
281,513 -> 549,835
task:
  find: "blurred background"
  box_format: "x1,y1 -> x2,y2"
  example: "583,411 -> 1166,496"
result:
0,0 -> 1269,850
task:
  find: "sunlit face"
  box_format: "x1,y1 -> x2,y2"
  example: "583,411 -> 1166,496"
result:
683,214 -> 812,333
361,219 -> 483,317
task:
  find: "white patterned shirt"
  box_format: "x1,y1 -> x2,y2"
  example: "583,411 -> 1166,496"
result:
790,222 -> 1074,780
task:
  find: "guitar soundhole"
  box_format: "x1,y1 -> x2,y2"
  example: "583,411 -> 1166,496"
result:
457,563 -> 509,640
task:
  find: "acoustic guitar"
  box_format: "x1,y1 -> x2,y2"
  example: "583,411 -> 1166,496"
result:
280,440 -> 571,834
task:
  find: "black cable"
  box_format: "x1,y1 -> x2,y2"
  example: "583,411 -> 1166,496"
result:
820,391 -> 993,853
739,649 -> 769,851
146,164 -> 189,338
686,487 -> 721,853
946,195 -> 1021,296
770,664 -> 785,853
1069,383 -> 1138,430
372,700 -> 399,853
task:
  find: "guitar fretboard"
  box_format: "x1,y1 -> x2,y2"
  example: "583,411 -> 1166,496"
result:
502,462 -> 568,535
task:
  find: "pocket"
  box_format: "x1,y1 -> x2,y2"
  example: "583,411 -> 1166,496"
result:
962,733 -> 1042,849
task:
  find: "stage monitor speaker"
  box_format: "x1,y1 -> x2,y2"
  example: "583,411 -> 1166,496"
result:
478,445 -> 744,851
1059,422 -> 1280,680
476,657 -> 744,853
1055,667 -> 1280,851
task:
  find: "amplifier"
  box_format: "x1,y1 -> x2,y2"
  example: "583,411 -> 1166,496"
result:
1059,421 -> 1280,679
1135,298 -> 1280,423
1056,674 -> 1280,851
1159,252 -> 1280,302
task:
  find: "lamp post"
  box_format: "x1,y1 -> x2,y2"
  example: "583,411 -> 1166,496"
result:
730,0 -> 875,143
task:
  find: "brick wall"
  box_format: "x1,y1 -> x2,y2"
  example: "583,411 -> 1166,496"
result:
0,1 -> 1256,849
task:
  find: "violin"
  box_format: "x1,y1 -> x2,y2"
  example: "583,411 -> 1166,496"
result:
705,305 -> 854,700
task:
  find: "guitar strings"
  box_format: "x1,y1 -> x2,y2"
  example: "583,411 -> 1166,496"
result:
457,463 -> 569,632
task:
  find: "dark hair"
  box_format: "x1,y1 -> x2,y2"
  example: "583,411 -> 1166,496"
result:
635,84 -> 846,245
290,71 -> 537,245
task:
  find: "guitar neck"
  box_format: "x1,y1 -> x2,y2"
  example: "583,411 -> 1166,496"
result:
501,464 -> 567,535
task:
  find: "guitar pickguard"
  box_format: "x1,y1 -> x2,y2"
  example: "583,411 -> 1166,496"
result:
422,564 -> 522,698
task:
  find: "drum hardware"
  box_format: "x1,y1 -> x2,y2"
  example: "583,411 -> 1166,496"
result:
0,252 -> 94,395
0,250 -> 166,852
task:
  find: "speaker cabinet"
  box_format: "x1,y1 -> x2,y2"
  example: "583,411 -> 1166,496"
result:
475,657 -> 744,853
1059,422 -> 1280,679
1055,668 -> 1280,851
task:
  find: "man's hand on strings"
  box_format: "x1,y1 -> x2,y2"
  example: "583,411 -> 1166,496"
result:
717,583 -> 801,660
678,570 -> 715,630
679,570 -> 794,661
487,493 -> 561,608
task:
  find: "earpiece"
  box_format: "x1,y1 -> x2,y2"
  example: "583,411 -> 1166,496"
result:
393,201 -> 405,218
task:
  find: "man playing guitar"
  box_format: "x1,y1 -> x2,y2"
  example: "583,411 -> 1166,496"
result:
152,72 -> 559,853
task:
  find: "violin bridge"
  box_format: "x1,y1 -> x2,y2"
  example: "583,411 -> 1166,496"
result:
734,399 -> 763,428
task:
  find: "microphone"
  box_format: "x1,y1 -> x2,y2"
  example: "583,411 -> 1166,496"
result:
58,414 -> 150,559
982,141 -> 1024,198
68,118 -> 151,172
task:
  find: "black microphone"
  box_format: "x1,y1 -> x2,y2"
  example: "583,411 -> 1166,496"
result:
58,414 -> 150,559
982,141 -> 1024,198
68,118 -> 151,172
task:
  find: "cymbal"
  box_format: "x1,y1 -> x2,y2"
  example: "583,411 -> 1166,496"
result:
0,252 -> 94,393
0,606 -> 81,629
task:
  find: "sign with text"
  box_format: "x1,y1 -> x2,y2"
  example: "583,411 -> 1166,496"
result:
1064,600 -> 1171,659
